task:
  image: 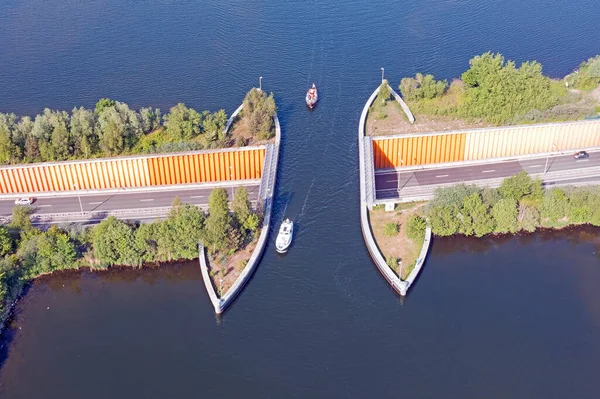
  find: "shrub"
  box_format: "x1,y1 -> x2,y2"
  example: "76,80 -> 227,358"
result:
461,52 -> 558,123
383,222 -> 399,237
540,188 -> 570,226
406,216 -> 426,242
236,136 -> 246,147
242,88 -> 277,140
498,172 -> 541,202
377,80 -> 391,105
386,256 -> 399,271
237,259 -> 248,272
518,204 -> 540,232
400,73 -> 448,101
491,198 -> 519,234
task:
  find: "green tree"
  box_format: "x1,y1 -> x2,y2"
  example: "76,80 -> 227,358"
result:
92,217 -> 142,266
202,109 -> 228,142
204,189 -> 231,252
96,102 -> 142,155
540,188 -> 570,226
0,113 -> 19,164
95,98 -> 116,115
157,202 -> 206,260
164,103 -> 202,141
0,226 -> 12,256
406,215 -> 426,241
461,52 -> 558,123
567,188 -> 593,224
428,205 -> 460,236
18,226 -> 77,277
232,187 -> 251,227
71,107 -> 97,157
518,204 -> 540,232
10,206 -> 35,239
400,73 -> 447,101
491,198 -> 519,233
498,171 -> 541,202
49,110 -> 71,160
377,80 -> 391,105
242,88 -> 277,140
461,192 -> 495,237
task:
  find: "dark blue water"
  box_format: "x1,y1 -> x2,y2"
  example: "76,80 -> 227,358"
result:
1,1 -> 600,398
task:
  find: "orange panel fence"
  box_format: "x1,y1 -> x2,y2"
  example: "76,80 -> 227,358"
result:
0,148 -> 266,194
372,120 -> 600,170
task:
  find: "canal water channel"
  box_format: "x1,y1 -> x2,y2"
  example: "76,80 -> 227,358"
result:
1,0 -> 600,398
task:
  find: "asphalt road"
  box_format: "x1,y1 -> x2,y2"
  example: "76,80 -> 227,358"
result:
0,184 -> 260,217
375,150 -> 600,196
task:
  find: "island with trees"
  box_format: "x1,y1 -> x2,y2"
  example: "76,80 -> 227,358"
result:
368,53 -> 600,136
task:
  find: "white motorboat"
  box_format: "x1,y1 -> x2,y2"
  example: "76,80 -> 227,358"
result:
306,83 -> 318,108
276,218 -> 294,253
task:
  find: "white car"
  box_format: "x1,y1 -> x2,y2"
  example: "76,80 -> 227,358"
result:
14,197 -> 34,205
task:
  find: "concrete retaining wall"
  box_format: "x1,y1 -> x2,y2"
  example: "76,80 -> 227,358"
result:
199,103 -> 280,314
403,223 -> 432,292
359,85 -> 431,296
390,86 -> 415,123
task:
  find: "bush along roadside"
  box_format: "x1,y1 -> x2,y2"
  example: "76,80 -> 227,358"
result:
422,172 -> 600,237
0,187 -> 261,330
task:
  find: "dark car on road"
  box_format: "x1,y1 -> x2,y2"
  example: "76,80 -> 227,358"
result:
574,151 -> 589,159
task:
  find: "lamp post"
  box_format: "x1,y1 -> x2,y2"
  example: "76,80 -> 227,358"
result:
397,157 -> 404,199
73,184 -> 84,216
544,143 -> 557,175
259,76 -> 263,91
381,67 -> 385,83
219,278 -> 223,297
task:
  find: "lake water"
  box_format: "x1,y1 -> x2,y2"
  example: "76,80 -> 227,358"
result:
1,0 -> 600,398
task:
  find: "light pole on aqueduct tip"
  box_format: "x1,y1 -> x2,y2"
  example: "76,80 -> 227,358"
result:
381,67 -> 385,83
73,184 -> 84,216
397,156 -> 404,199
259,76 -> 262,91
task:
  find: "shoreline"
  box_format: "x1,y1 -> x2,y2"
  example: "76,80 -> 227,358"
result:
0,257 -> 195,336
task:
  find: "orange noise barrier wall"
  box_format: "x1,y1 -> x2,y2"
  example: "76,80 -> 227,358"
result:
373,120 -> 600,169
373,133 -> 466,169
0,148 -> 265,194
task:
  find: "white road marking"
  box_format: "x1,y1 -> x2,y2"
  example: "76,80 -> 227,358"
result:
576,159 -> 589,162
140,199 -> 154,202
88,202 -> 103,205
482,170 -> 495,173
435,174 -> 449,178
190,195 -> 205,198
37,204 -> 52,208
386,179 -> 397,183
528,165 -> 542,168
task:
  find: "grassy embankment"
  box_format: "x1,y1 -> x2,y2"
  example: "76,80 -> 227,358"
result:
368,202 -> 426,279
367,53 -> 600,136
